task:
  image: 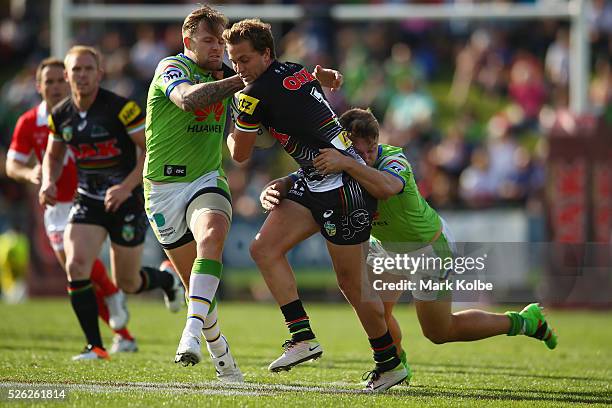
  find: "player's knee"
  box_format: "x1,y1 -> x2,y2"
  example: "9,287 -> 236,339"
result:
196,224 -> 226,255
421,325 -> 450,344
336,274 -> 361,301
116,274 -> 140,294
383,305 -> 395,321
65,257 -> 91,280
249,238 -> 275,266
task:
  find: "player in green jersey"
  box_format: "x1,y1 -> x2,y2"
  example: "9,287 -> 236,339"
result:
145,6 -> 344,381
144,5 -> 245,381
262,108 -> 557,381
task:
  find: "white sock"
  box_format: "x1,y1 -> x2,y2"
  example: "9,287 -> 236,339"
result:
203,306 -> 227,357
185,261 -> 220,338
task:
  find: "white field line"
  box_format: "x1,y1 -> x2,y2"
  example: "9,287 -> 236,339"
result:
0,380 -> 370,396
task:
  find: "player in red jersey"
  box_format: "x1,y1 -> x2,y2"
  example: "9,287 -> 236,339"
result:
6,58 -> 137,356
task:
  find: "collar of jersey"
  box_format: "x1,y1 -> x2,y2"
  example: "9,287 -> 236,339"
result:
178,53 -> 213,79
373,144 -> 383,167
36,101 -> 48,127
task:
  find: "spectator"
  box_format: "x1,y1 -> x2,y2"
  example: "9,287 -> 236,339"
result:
383,74 -> 435,146
459,147 -> 498,208
508,52 -> 547,128
545,28 -> 570,89
129,25 -> 168,82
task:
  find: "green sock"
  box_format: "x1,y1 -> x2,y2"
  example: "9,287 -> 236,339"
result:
505,311 -> 524,336
399,350 -> 407,366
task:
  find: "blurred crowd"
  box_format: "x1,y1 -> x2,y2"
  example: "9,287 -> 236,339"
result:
0,0 -> 611,227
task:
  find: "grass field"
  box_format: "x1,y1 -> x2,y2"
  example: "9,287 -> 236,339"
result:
0,299 -> 611,407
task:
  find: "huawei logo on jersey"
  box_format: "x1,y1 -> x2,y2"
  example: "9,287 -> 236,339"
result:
282,68 -> 316,91
195,102 -> 224,122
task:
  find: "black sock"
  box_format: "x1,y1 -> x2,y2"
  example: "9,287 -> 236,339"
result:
68,279 -> 103,348
280,299 -> 315,342
137,266 -> 174,295
369,330 -> 400,372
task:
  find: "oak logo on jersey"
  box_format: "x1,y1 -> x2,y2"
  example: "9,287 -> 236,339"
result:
118,101 -> 141,126
237,93 -> 259,115
282,68 -> 316,91
195,101 -> 224,122
161,65 -> 185,83
72,139 -> 120,160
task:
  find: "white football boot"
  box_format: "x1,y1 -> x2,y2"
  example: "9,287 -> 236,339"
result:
175,331 -> 202,366
207,335 -> 244,382
159,260 -> 185,313
363,363 -> 409,392
268,339 -> 323,372
104,290 -> 129,330
109,334 -> 138,354
71,345 -> 110,361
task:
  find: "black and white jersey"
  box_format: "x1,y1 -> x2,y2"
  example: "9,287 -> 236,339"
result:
49,88 -> 145,200
234,60 -> 364,192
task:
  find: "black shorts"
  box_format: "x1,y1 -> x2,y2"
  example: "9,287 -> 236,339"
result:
69,192 -> 148,247
286,176 -> 377,245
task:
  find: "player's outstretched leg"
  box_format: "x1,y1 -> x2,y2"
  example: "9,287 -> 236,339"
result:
268,299 -> 323,372
202,301 -> 243,382
507,303 -> 558,349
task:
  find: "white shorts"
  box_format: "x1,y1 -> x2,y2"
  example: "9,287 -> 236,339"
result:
144,171 -> 232,249
43,202 -> 73,251
367,218 -> 457,301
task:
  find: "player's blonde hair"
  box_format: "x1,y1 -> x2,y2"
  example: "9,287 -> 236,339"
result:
182,5 -> 228,38
222,19 -> 276,59
64,45 -> 102,69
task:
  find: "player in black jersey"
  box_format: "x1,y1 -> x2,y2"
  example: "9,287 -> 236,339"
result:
39,46 -> 183,361
224,20 -> 408,391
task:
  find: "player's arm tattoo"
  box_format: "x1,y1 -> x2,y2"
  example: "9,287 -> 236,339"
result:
179,75 -> 244,112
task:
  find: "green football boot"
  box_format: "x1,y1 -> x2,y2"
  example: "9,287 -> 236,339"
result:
519,303 -> 558,350
398,350 -> 413,384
